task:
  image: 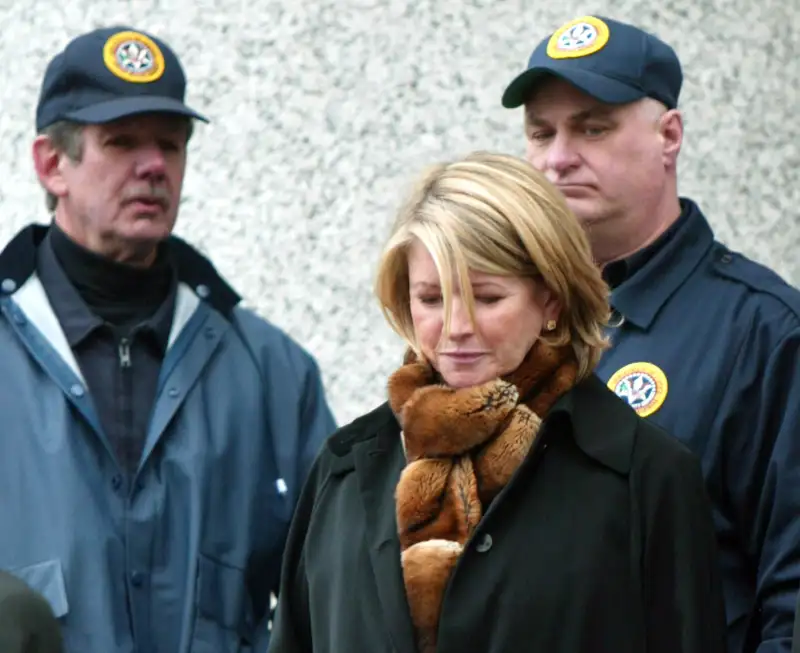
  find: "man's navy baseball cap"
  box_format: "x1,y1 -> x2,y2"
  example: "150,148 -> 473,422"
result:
35,26 -> 208,132
501,16 -> 682,110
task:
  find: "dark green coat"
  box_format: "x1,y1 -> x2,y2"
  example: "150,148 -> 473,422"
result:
269,374 -> 729,653
0,571 -> 63,653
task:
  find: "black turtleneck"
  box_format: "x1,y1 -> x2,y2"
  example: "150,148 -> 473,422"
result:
49,223 -> 174,329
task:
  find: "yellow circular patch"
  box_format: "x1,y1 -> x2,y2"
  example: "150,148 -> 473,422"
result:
546,16 -> 610,60
103,30 -> 165,83
607,362 -> 668,418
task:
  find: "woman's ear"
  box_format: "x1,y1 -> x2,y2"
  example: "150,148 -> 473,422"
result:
536,284 -> 562,327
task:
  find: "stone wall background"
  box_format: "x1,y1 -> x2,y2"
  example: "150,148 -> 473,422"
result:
0,0 -> 797,425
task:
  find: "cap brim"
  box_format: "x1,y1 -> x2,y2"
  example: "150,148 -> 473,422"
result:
64,95 -> 209,124
501,65 -> 646,109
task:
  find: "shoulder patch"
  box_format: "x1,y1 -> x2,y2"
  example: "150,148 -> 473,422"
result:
607,362 -> 668,418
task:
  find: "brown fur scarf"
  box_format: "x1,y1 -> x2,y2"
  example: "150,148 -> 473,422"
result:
387,340 -> 579,653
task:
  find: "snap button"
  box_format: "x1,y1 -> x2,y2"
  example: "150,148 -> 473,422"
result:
195,284 -> 210,298
130,571 -> 144,587
13,311 -> 26,325
69,384 -> 85,398
720,252 -> 733,264
111,474 -> 123,491
1,278 -> 16,294
608,310 -> 626,328
475,533 -> 493,553
167,387 -> 179,398
204,326 -> 215,339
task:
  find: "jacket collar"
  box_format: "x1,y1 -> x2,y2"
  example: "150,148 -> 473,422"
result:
0,225 -> 241,317
610,198 -> 714,330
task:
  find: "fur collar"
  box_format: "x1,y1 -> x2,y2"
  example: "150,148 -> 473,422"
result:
387,340 -> 579,652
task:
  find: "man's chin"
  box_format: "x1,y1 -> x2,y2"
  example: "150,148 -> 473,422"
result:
124,215 -> 175,240
565,199 -> 614,228
115,226 -> 174,266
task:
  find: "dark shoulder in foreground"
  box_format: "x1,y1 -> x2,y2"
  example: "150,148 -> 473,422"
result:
566,374 -> 699,476
631,408 -> 699,466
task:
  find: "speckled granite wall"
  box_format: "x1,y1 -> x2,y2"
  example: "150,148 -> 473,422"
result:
0,0 -> 797,425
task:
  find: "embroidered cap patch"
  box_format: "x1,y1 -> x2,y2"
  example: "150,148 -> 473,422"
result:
103,30 -> 165,83
547,16 -> 610,60
607,362 -> 668,417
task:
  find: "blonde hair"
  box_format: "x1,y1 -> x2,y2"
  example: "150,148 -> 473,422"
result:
374,151 -> 610,381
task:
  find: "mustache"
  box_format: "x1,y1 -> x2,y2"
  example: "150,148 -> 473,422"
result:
122,185 -> 170,206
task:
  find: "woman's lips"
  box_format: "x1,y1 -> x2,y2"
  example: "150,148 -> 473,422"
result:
440,352 -> 486,364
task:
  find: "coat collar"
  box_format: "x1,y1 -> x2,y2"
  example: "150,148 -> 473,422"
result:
330,374 -> 640,477
610,198 -> 714,331
0,224 -> 242,317
546,373 -> 638,475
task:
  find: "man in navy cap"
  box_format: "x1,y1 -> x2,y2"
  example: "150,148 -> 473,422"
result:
502,15 -> 800,653
0,26 -> 336,652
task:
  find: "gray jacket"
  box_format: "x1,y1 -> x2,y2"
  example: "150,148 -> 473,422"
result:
0,226 -> 337,653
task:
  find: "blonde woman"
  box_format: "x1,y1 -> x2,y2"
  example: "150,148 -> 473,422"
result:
268,152 -> 727,653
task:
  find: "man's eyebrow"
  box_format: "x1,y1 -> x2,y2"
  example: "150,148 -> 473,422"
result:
571,105 -> 616,121
525,112 -> 550,127
526,104 -> 617,126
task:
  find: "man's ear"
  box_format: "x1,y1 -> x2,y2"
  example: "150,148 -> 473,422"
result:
659,109 -> 684,169
32,135 -> 69,201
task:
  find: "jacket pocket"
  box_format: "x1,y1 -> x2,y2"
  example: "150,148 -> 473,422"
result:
10,558 -> 69,618
191,554 -> 254,653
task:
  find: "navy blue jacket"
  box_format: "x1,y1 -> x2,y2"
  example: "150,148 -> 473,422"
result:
597,199 -> 800,653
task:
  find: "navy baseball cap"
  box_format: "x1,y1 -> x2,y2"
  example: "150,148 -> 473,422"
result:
501,16 -> 682,110
36,26 -> 208,131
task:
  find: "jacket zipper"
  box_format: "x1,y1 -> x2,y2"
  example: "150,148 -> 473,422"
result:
117,336 -> 134,473
118,338 -> 132,368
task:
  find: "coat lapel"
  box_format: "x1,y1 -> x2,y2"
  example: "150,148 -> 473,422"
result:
354,421 -> 418,653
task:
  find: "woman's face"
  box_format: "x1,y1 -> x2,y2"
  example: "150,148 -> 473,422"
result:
408,239 -> 561,388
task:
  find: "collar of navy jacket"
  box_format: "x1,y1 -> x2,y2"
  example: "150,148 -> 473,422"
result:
0,224 -> 242,317
611,199 -> 714,330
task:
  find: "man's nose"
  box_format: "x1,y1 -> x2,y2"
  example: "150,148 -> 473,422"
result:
135,144 -> 167,179
543,133 -> 581,176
